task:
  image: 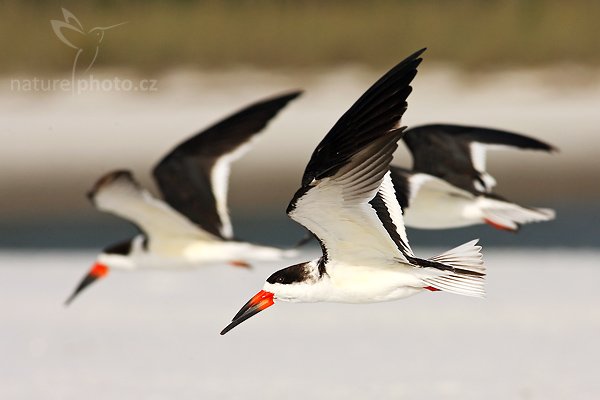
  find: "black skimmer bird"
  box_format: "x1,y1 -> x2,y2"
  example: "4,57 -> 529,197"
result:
390,124 -> 557,231
65,91 -> 302,305
221,49 -> 486,335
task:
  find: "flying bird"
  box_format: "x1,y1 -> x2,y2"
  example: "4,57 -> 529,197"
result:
65,91 -> 302,305
390,124 -> 556,231
221,49 -> 486,335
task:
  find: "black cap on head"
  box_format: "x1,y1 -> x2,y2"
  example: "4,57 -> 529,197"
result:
266,262 -> 309,285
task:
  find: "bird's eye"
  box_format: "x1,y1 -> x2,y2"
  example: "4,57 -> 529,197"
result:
277,276 -> 285,283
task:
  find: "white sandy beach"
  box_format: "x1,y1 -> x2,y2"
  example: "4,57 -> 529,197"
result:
1,249 -> 598,400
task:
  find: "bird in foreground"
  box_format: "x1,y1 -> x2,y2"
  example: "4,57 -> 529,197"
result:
65,91 -> 302,305
221,49 -> 485,335
390,124 -> 557,231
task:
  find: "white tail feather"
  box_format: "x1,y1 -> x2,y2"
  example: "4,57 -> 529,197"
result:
422,239 -> 486,298
480,197 -> 555,231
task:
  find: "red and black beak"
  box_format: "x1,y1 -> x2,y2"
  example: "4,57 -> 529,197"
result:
64,263 -> 109,306
220,290 -> 274,335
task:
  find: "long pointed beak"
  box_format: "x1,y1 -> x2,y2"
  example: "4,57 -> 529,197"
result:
98,21 -> 128,31
64,263 -> 109,306
220,290 -> 274,335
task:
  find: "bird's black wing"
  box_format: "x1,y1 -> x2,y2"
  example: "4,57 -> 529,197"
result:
403,124 -> 556,193
153,91 -> 302,239
287,49 -> 425,264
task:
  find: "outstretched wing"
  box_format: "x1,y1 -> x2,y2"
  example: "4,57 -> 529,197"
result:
88,170 -> 218,246
403,124 -> 557,193
288,135 -> 411,265
287,50 -> 424,265
50,20 -> 85,50
61,8 -> 84,31
152,91 -> 302,239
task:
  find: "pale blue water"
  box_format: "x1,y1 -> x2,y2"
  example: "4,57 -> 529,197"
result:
1,203 -> 598,249
1,249 -> 599,399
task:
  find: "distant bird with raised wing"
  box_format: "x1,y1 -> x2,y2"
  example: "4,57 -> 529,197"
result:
221,49 -> 486,336
65,91 -> 302,305
390,124 -> 556,231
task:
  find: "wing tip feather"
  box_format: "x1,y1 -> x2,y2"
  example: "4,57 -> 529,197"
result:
87,169 -> 138,203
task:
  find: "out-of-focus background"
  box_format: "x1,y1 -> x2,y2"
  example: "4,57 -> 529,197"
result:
1,0 -> 599,249
1,1 -> 599,399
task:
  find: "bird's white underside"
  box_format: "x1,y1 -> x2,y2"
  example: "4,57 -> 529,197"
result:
403,172 -> 555,229
266,260 -> 427,304
403,173 -> 483,229
100,234 -> 294,270
267,239 -> 485,303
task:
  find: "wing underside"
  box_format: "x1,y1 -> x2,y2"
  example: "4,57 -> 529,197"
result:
287,49 -> 426,265
88,170 -> 217,247
288,134 -> 411,265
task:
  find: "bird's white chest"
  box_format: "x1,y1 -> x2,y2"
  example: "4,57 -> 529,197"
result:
132,238 -> 287,269
316,262 -> 424,303
404,187 -> 481,229
122,237 -> 232,269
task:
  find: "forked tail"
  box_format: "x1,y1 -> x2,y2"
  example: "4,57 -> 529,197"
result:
418,240 -> 486,298
479,196 -> 555,232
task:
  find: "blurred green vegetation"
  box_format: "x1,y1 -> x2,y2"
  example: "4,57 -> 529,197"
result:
1,0 -> 600,74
